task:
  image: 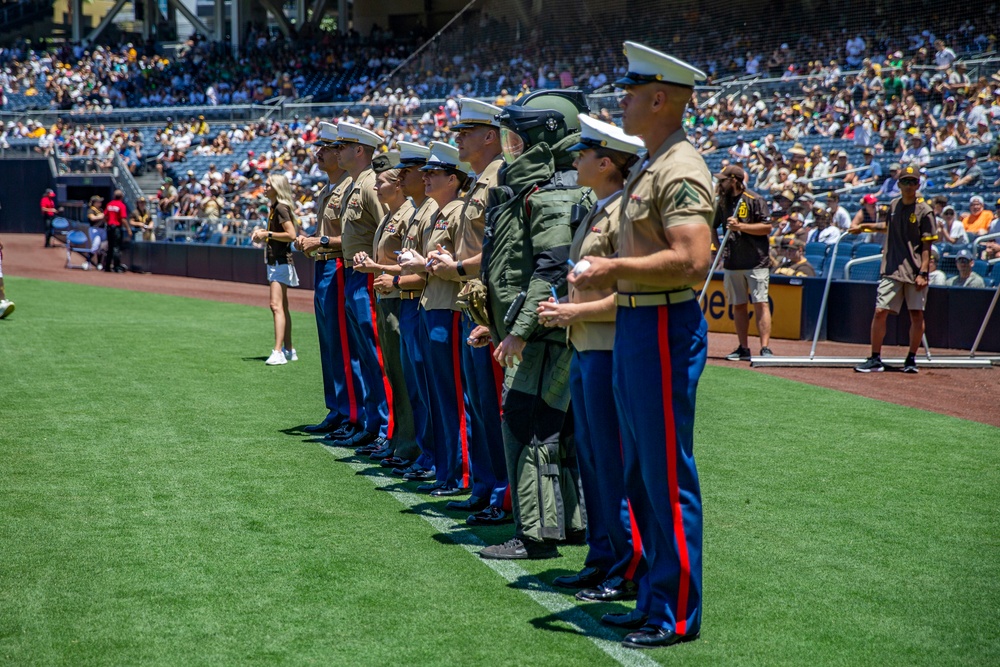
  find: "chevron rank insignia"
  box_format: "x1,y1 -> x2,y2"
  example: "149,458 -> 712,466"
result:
673,182 -> 701,209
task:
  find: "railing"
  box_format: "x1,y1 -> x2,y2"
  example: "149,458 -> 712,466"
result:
162,215 -> 260,244
843,254 -> 882,281
112,151 -> 144,211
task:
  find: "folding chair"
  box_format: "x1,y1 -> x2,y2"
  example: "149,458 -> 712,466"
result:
64,228 -> 105,270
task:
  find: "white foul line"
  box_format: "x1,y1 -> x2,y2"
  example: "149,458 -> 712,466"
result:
327,450 -> 659,667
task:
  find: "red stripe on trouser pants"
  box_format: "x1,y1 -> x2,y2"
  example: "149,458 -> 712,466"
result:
367,274 -> 394,439
451,312 -> 470,487
624,500 -> 644,580
658,306 -> 692,635
335,259 -> 358,423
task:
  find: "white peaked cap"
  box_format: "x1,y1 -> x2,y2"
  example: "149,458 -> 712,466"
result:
615,41 -> 707,88
333,122 -> 383,148
454,98 -> 503,128
570,114 -> 645,155
397,141 -> 431,164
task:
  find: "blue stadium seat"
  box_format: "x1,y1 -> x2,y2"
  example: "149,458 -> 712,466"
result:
853,243 -> 883,259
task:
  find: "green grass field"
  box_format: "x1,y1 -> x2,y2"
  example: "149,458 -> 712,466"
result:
1,277 -> 998,666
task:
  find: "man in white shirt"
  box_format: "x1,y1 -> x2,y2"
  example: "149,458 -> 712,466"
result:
934,40 -> 957,69
826,192 -> 852,230
900,135 -> 929,167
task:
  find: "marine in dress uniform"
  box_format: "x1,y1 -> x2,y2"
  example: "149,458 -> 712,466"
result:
541,114 -> 648,605
398,142 -> 474,495
427,98 -> 510,520
392,143 -> 439,481
355,151 -> 421,465
299,122 -> 363,435
330,123 -> 391,449
572,42 -> 714,649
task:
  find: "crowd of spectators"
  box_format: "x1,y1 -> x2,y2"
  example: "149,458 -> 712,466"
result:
2,1 -> 999,112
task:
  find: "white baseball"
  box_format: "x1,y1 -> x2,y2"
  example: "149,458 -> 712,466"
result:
572,259 -> 592,276
398,251 -> 414,263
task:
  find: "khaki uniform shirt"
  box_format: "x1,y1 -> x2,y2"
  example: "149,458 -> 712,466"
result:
568,194 -> 621,351
315,171 -> 352,259
340,168 -> 385,267
619,129 -> 715,294
455,155 -> 503,265
420,199 -> 464,311
401,197 -> 439,297
372,201 -> 412,300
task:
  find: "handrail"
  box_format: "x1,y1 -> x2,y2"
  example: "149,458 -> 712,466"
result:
843,254 -> 882,280
974,232 -> 1000,246
111,151 -> 143,211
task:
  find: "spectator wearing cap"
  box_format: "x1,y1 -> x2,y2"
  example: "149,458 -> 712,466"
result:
900,133 -> 929,167
852,194 -> 883,242
947,249 -> 986,288
962,196 -> 994,235
847,147 -> 882,186
773,238 -> 815,277
972,119 -> 993,146
877,163 -> 902,199
945,151 -> 983,189
936,201 -> 969,245
728,135 -> 751,163
40,188 -> 60,247
129,197 -> 155,242
808,204 -> 840,245
851,164 -> 935,374
714,164 -> 775,360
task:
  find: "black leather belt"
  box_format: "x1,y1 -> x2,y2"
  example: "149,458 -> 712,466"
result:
616,289 -> 696,308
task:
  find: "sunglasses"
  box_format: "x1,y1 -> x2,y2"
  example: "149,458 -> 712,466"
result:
899,179 -> 919,185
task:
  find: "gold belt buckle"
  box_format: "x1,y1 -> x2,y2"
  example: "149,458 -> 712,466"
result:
629,295 -> 637,308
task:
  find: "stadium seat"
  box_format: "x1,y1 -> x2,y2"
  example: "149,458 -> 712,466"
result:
853,243 -> 883,259
65,229 -> 102,270
50,217 -> 70,246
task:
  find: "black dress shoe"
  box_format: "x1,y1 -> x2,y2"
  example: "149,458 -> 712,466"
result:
303,419 -> 343,434
553,566 -> 605,589
323,426 -> 360,446
355,436 -> 385,455
368,445 -> 392,460
380,457 -> 410,469
600,609 -> 649,629
403,468 -> 436,481
416,480 -> 446,493
445,495 -> 487,512
466,506 -> 513,526
575,576 -> 638,602
430,486 -> 468,497
562,529 -> 587,545
622,626 -> 699,650
393,463 -> 420,476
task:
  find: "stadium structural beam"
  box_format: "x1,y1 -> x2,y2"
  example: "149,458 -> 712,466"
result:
258,0 -> 296,37
295,0 -> 305,27
85,0 -> 130,44
230,0 -> 242,52
337,0 -> 347,34
213,0 -> 224,42
70,0 -> 83,42
166,0 -> 212,39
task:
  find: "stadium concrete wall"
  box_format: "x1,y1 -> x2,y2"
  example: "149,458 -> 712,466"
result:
0,160 -> 56,234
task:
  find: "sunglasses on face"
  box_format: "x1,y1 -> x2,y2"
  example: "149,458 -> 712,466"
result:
899,179 -> 919,186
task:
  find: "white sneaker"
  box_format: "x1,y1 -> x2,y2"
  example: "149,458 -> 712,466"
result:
265,349 -> 287,365
0,300 -> 14,319
283,347 -> 298,362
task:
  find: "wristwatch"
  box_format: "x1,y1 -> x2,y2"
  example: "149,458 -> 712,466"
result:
456,260 -> 467,277
320,235 -> 330,247
919,271 -> 929,278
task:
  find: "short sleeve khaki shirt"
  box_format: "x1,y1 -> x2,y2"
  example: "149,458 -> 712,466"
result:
618,129 -> 715,294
